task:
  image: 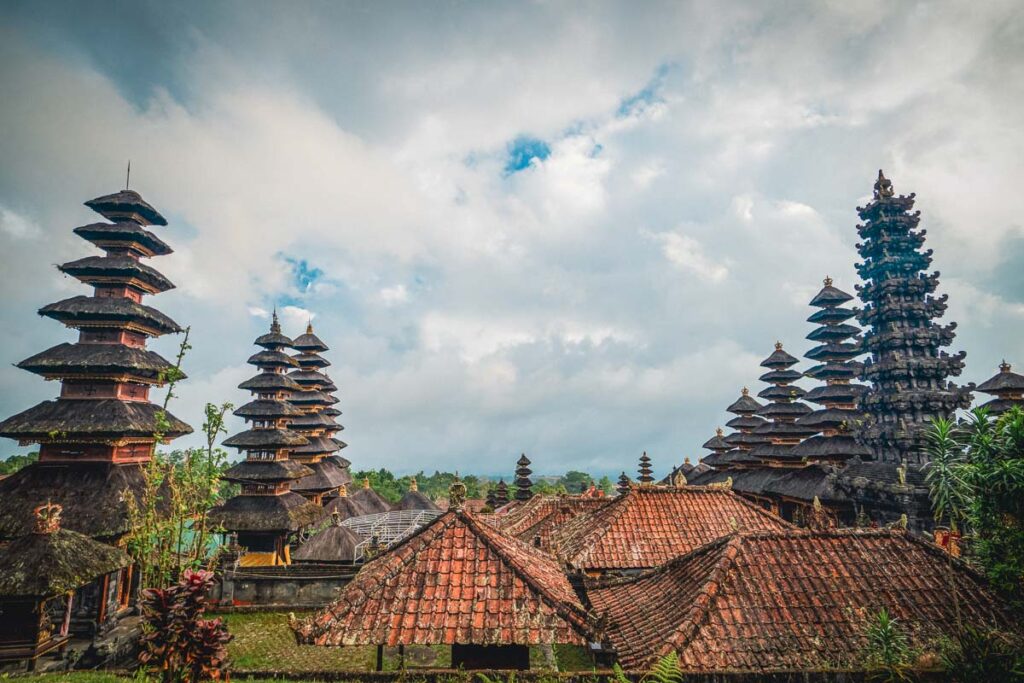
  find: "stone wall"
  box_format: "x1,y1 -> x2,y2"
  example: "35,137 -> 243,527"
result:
212,563 -> 358,609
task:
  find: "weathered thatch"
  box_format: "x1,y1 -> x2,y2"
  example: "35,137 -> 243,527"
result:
292,435 -> 341,456
221,459 -> 313,483
58,255 -> 174,293
0,462 -> 168,540
238,372 -> 303,392
17,342 -> 179,381
288,413 -> 337,429
289,390 -> 336,405
254,330 -> 293,349
763,465 -> 850,504
292,328 -> 329,352
73,221 -> 172,256
222,428 -> 308,449
292,518 -> 360,563
85,190 -> 167,226
40,295 -> 181,335
0,398 -> 192,441
322,494 -> 370,521
292,459 -> 351,493
0,527 -> 130,597
326,454 -> 350,468
247,350 -> 298,367
233,399 -> 305,419
295,353 -> 330,368
350,485 -> 391,514
393,489 -> 440,512
207,492 -> 322,532
288,369 -> 330,386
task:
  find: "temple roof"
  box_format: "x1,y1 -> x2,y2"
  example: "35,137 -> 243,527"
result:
222,428 -> 309,449
247,350 -> 299,368
207,491 -> 322,532
17,342 -> 179,382
0,461 -> 168,540
292,515 -> 361,563
0,398 -> 191,442
295,352 -> 331,368
73,221 -> 172,257
701,429 -> 730,452
759,343 -> 798,369
808,280 -> 854,307
393,488 -> 441,512
494,494 -> 609,547
586,529 -> 1017,671
288,369 -> 331,386
238,372 -> 303,392
221,458 -> 314,483
292,323 -> 329,352
58,255 -> 175,293
548,486 -> 791,571
289,390 -> 338,405
726,389 -> 762,414
323,492 -> 372,521
977,362 -> 1024,395
291,458 -> 352,493
0,518 -> 131,597
292,509 -> 593,647
40,295 -> 182,336
234,399 -> 306,419
350,484 -> 392,514
85,190 -> 167,226
292,435 -> 343,456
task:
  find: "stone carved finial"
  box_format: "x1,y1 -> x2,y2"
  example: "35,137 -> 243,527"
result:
874,169 -> 894,199
673,469 -> 688,488
409,477 -> 418,492
896,464 -> 907,487
306,319 -> 314,335
271,308 -> 281,333
775,341 -> 784,351
338,483 -> 348,497
1000,360 -> 1012,373
362,477 -> 371,490
742,387 -> 750,396
823,275 -> 833,287
331,509 -> 342,527
716,427 -> 724,437
448,474 -> 467,511
33,501 -> 62,534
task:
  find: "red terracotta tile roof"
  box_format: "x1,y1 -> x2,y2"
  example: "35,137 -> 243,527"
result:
550,486 -> 792,571
587,529 -> 1020,671
293,509 -> 594,647
496,494 -> 611,549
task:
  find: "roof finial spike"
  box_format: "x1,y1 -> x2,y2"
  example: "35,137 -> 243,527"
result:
409,477 -> 418,492
33,500 -> 62,534
716,427 -> 724,436
874,169 -> 894,199
823,275 -> 833,287
1000,359 -> 1011,373
775,340 -> 783,351
271,307 -> 281,334
306,318 -> 314,335
741,386 -> 749,396
125,160 -> 131,190
362,476 -> 371,490
448,474 -> 467,511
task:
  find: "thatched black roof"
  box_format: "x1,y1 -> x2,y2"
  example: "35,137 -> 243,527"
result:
748,443 -> 801,460
58,255 -> 174,293
757,369 -> 803,384
320,381 -> 339,393
292,459 -> 352,493
701,449 -> 761,467
239,372 -> 303,392
40,295 -> 181,336
724,431 -> 767,448
757,384 -> 807,401
803,384 -> 866,404
763,465 -> 850,504
331,436 -> 348,450
805,343 -> 862,361
756,402 -> 813,420
323,493 -> 370,520
726,391 -> 762,414
0,461 -> 165,540
293,518 -> 359,563
789,434 -> 872,460
85,190 -> 166,226
760,345 -> 799,368
0,526 -> 130,597
806,323 -> 860,343
795,408 -> 861,430
288,369 -> 331,386
701,430 -> 730,452
805,362 -> 863,381
808,284 -> 854,307
0,398 -> 191,441
322,407 -> 342,417
393,489 -> 440,512
728,467 -> 788,496
290,390 -> 337,406
725,415 -> 766,430
979,398 -> 1023,415
326,454 -> 351,468
807,306 -> 856,325
247,350 -> 298,368
351,485 -> 391,514
977,362 -> 1024,394
292,326 -> 329,352
73,221 -> 172,256
207,491 -> 322,532
289,412 -> 338,429
221,459 -> 313,483
234,399 -> 305,419
295,353 -> 330,368
292,435 -> 341,456
752,420 -> 817,438
254,333 -> 293,350
222,428 -> 309,449
17,342 -> 178,382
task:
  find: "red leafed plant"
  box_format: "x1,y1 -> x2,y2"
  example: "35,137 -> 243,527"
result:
138,569 -> 232,682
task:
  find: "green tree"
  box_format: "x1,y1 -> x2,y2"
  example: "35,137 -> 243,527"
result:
0,451 -> 37,475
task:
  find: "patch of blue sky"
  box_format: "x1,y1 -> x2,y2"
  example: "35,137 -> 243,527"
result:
503,135 -> 551,175
283,255 -> 325,293
616,62 -> 674,118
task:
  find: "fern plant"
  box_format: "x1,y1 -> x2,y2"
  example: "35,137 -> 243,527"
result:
642,652 -> 683,683
863,609 -> 914,682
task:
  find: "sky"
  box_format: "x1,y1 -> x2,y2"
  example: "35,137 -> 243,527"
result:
1,0 -> 1023,479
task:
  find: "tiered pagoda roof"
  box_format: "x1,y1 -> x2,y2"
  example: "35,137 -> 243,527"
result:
855,171 -> 972,465
696,389 -> 766,472
514,453 -> 534,501
637,452 -> 654,484
586,529 -> 1019,671
208,317 -> 321,562
748,342 -> 817,462
293,506 -> 594,647
547,486 -> 791,572
287,322 -> 351,502
0,188 -> 192,541
790,278 -> 872,463
976,361 -> 1024,416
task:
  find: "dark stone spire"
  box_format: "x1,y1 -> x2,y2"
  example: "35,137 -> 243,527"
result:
976,361 -> 1024,416
638,452 -> 654,485
749,342 -> 817,461
855,170 -> 972,465
485,487 -> 497,509
514,454 -> 533,501
790,277 -> 873,462
616,472 -> 631,495
494,479 -> 510,507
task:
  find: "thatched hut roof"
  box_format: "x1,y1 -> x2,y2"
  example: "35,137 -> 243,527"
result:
239,372 -> 303,392
207,492 -> 322,532
393,481 -> 440,512
292,459 -> 351,494
0,398 -> 192,442
292,435 -> 341,456
233,399 -> 305,419
84,189 -> 167,226
40,295 -> 182,336
322,491 -> 370,521
17,342 -> 178,382
350,481 -> 391,514
0,462 -> 168,540
247,350 -> 298,368
221,459 -> 313,483
0,513 -> 130,598
222,428 -> 308,449
58,255 -> 174,293
293,514 -> 360,563
292,325 -> 329,352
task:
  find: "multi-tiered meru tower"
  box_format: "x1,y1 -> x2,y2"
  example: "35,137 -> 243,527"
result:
0,190 -> 192,542
209,315 -> 321,566
855,171 -> 973,465
287,323 -> 351,505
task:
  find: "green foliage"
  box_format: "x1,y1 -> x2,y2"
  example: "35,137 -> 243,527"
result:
863,609 -> 914,682
611,663 -> 631,683
0,450 -> 37,474
926,407 -> 1024,610
354,468 -> 613,504
642,652 -> 682,683
939,626 -> 1024,682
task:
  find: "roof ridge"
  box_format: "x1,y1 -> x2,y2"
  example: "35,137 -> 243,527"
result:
553,488 -> 633,564
461,511 -> 593,635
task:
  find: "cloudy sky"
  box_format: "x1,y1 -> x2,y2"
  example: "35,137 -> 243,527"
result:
1,1 -> 1023,478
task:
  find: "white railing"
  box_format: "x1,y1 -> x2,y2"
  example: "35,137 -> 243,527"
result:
341,509 -> 442,562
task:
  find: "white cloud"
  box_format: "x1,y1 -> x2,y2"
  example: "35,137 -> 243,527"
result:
378,284 -> 409,306
649,231 -> 729,283
0,206 -> 41,239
